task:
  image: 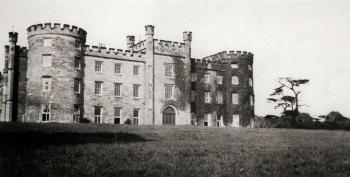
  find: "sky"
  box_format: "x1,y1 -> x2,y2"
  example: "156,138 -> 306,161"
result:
0,0 -> 349,117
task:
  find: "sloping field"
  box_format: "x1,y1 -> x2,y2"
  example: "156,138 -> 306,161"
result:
0,123 -> 349,177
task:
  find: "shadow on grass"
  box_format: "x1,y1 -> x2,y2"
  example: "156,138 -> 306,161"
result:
0,131 -> 151,148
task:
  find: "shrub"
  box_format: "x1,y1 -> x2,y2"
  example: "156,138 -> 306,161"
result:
124,119 -> 132,125
253,114 -> 350,130
79,117 -> 91,123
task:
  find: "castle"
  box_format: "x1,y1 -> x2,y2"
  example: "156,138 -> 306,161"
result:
0,23 -> 254,127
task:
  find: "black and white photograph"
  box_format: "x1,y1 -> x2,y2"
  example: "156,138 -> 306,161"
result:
0,0 -> 349,176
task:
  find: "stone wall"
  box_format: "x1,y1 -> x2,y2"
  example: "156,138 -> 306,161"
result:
1,23 -> 254,127
192,51 -> 254,127
16,47 -> 28,122
25,28 -> 85,122
153,54 -> 190,125
83,54 -> 146,124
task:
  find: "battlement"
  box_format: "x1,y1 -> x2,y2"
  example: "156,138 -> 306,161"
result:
154,39 -> 186,48
27,23 -> 87,40
153,39 -> 186,57
191,58 -> 231,65
130,40 -> 146,51
202,50 -> 253,62
84,45 -> 146,59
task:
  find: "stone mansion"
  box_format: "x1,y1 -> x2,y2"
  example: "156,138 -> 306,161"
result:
0,23 -> 254,127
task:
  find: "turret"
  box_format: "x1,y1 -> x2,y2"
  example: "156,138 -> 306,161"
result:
9,32 -> 18,43
183,31 -> 192,60
182,31 -> 192,124
144,25 -> 155,125
3,46 -> 9,74
126,35 -> 135,49
145,25 -> 154,36
4,32 -> 18,121
183,31 -> 192,43
8,32 -> 17,70
1,46 -> 10,121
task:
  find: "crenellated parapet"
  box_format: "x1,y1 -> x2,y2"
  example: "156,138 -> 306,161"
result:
84,45 -> 146,60
129,40 -> 146,52
202,50 -> 253,63
153,39 -> 187,57
27,23 -> 87,41
191,58 -> 232,65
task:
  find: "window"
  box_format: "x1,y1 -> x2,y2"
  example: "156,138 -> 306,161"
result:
75,41 -> 81,50
94,81 -> 103,95
41,104 -> 50,122
250,95 -> 254,106
191,73 -> 196,82
249,78 -> 253,87
94,106 -> 102,123
165,64 -> 174,78
165,84 -> 174,99
232,114 -> 240,127
217,115 -> 223,127
204,73 -> 210,83
133,65 -> 140,75
74,57 -> 81,70
205,92 -> 211,103
191,113 -> 196,125
114,63 -> 121,74
217,75 -> 223,85
191,90 -> 196,102
95,61 -> 103,72
73,104 -> 80,122
248,64 -> 252,71
74,79 -> 81,94
133,84 -> 140,98
42,77 -> 51,91
43,38 -> 52,47
204,113 -> 211,126
133,109 -> 139,125
217,92 -> 223,104
114,107 -> 121,124
114,83 -> 122,97
42,54 -> 52,67
231,76 -> 239,85
232,93 -> 239,104
231,63 -> 238,69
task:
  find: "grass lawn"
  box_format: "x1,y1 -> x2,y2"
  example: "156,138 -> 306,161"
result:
0,123 -> 349,177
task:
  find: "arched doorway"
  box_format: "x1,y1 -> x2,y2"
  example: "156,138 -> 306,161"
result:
162,106 -> 176,125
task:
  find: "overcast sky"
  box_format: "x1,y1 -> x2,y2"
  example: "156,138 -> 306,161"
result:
1,0 -> 349,117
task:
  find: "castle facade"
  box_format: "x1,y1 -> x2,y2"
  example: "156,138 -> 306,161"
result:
0,23 -> 254,127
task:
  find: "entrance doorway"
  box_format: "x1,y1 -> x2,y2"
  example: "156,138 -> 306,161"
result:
162,106 -> 176,125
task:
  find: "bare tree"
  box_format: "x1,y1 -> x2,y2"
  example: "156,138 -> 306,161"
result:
267,77 -> 309,123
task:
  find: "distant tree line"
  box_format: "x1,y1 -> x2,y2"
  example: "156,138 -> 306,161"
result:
259,77 -> 350,130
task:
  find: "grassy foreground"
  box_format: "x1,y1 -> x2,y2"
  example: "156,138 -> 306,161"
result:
0,123 -> 349,177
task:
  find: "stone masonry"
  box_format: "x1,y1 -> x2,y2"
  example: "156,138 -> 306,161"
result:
0,23 -> 254,127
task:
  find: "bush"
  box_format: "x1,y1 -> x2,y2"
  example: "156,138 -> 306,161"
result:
79,117 -> 91,123
253,116 -> 294,128
253,115 -> 350,130
124,119 -> 132,125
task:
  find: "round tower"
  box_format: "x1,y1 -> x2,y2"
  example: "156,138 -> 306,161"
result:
26,23 -> 87,122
